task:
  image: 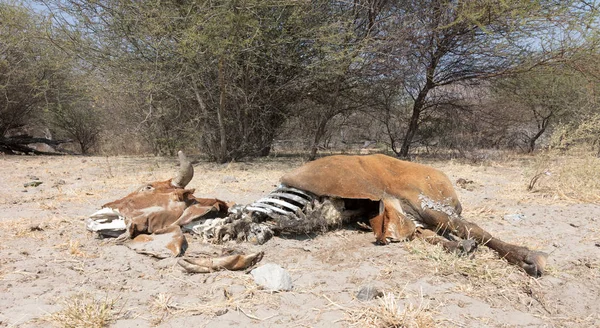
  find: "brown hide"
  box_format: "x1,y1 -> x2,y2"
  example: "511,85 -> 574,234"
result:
101,176 -> 228,257
103,180 -> 229,235
281,154 -> 460,243
89,151 -> 263,273
282,154 -> 547,276
281,154 -> 460,212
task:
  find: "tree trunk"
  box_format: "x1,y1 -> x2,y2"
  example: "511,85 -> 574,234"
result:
398,87 -> 429,159
527,116 -> 551,153
217,56 -> 228,163
308,117 -> 328,161
397,45 -> 439,159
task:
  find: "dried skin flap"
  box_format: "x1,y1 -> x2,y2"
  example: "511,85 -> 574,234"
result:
280,154 -> 460,210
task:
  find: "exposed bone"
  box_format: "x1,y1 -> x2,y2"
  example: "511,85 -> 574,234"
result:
171,150 -> 194,188
243,186 -> 315,220
267,192 -> 310,205
246,202 -> 290,215
256,197 -> 302,212
189,217 -> 230,242
418,193 -> 457,217
86,208 -> 126,238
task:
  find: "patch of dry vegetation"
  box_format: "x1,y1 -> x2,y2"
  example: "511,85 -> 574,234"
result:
406,240 -> 523,282
344,290 -> 436,328
403,240 -> 555,314
45,293 -> 122,328
162,274 -> 279,321
148,293 -> 177,325
54,239 -> 96,258
0,218 -> 47,240
527,152 -> 600,203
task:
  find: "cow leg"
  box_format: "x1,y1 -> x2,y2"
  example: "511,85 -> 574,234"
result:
422,209 -> 547,277
178,251 -> 264,273
414,227 -> 477,255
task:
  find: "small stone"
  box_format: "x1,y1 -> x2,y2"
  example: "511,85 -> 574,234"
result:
569,222 -> 581,228
24,181 -> 42,188
503,214 -> 525,223
356,285 -> 383,301
221,175 -> 238,183
53,179 -> 66,187
214,309 -> 228,316
456,178 -> 475,190
594,242 -> 600,247
29,224 -> 44,231
251,263 -> 293,292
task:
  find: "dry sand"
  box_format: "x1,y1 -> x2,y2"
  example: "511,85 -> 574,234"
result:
0,154 -> 598,327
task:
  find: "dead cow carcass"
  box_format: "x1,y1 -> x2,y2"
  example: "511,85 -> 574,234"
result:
218,154 -> 547,277
86,151 -> 263,272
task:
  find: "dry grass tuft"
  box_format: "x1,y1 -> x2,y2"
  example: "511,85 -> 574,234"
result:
169,274 -> 278,319
149,293 -> 177,325
54,239 -> 94,258
345,290 -> 436,328
404,239 -> 560,316
405,240 -> 521,283
46,293 -> 121,328
527,153 -> 600,203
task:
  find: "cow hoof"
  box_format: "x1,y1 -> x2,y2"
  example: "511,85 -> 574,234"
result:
522,251 -> 548,277
457,239 -> 478,256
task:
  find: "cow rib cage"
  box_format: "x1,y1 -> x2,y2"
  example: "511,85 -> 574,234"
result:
244,185 -> 315,219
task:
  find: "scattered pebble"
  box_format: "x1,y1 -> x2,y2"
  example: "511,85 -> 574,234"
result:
221,175 -> 239,183
53,179 -> 66,187
251,263 -> 293,292
29,224 -> 44,231
503,214 -> 525,223
356,285 -> 383,301
456,178 -> 475,190
23,181 -> 42,188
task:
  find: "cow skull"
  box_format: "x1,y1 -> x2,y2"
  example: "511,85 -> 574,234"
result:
86,151 -> 262,271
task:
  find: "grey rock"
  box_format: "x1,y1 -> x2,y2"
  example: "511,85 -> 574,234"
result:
24,181 -> 42,188
504,213 -> 525,223
221,175 -> 239,183
356,285 -> 383,301
251,263 -> 293,292
53,179 -> 66,187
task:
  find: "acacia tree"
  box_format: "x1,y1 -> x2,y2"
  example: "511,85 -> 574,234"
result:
49,0 -> 357,161
368,0 -> 595,158
0,2 -> 91,154
492,67 -> 585,152
46,73 -> 104,154
0,4 -> 51,140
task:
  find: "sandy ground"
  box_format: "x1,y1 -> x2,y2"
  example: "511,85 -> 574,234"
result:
0,153 -> 599,327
